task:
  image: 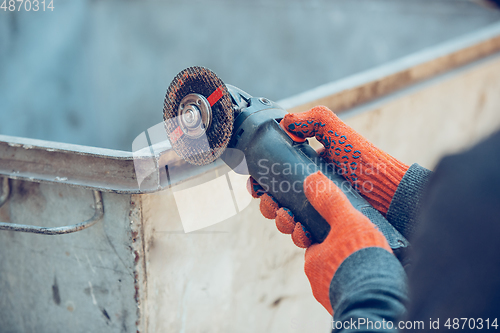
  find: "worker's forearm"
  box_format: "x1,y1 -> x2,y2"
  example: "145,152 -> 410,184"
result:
330,248 -> 408,333
386,164 -> 432,240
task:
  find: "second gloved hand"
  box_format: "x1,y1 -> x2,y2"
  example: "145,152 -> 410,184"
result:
249,171 -> 392,314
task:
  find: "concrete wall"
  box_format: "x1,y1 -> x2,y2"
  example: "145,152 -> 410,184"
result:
1,0 -> 499,150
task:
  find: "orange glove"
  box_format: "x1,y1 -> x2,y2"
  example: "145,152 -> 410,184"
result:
248,176 -> 313,248
250,171 -> 392,314
282,106 -> 409,215
248,105 -> 410,247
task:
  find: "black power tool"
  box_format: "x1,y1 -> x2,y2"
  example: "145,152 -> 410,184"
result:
163,66 -> 409,257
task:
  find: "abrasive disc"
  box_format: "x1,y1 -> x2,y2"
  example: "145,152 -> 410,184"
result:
163,66 -> 234,165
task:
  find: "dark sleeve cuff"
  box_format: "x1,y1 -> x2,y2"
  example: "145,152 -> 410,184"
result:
386,163 -> 432,240
330,247 -> 408,332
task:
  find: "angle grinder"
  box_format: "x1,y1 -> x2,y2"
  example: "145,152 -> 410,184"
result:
163,66 -> 409,257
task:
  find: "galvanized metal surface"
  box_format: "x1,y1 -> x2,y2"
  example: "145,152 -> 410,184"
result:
0,135 -> 221,194
0,182 -> 142,332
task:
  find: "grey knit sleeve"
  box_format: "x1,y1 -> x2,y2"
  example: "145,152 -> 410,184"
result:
330,247 -> 408,332
386,163 -> 432,240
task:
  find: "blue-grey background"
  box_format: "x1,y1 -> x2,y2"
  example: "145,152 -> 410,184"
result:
1,0 -> 499,151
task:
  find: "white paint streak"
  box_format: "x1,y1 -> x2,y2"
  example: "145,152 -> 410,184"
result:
180,281 -> 190,333
85,254 -> 96,274
74,253 -> 82,267
88,281 -> 97,306
97,254 -> 105,266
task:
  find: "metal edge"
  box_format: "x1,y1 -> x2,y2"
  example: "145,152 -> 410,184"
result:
0,135 -> 225,194
337,51 -> 500,120
278,21 -> 500,113
0,134 -> 132,159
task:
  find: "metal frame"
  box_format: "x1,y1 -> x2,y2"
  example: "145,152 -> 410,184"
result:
0,134 -> 222,194
1,23 -> 500,196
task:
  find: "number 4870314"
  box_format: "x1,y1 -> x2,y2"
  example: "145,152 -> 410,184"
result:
1,0 -> 54,11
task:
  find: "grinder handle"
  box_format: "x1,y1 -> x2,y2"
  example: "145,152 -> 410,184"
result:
243,117 -> 409,254
298,141 -> 409,251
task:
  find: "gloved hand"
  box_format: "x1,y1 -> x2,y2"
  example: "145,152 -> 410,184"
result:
248,105 -> 410,248
247,106 -> 411,313
283,106 -> 409,215
248,176 -> 314,248
250,171 -> 392,314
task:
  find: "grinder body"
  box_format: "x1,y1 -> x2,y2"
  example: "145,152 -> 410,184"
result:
163,66 -> 409,258
227,94 -> 409,253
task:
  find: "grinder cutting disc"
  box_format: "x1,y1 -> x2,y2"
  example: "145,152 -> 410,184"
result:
163,66 -> 234,165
